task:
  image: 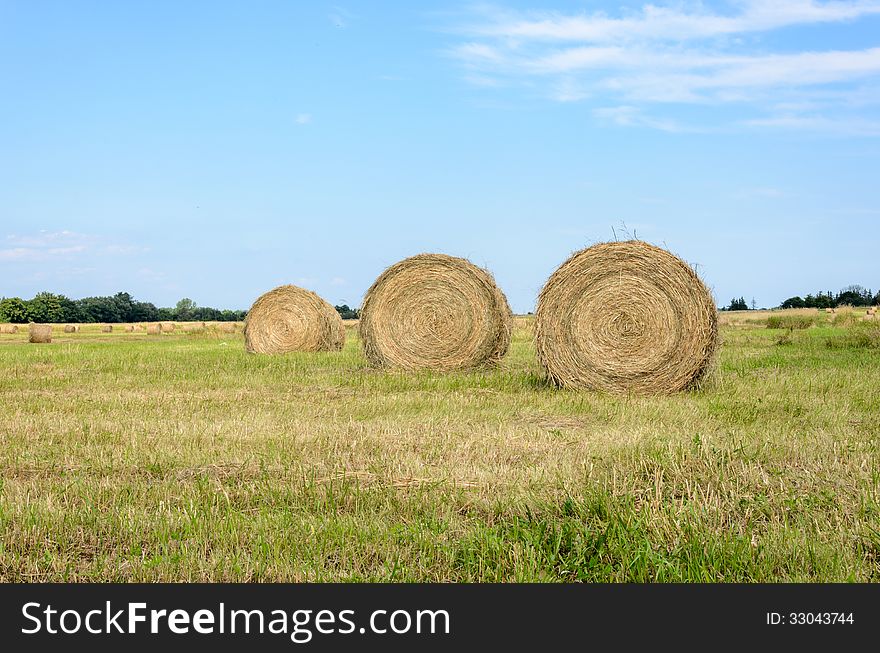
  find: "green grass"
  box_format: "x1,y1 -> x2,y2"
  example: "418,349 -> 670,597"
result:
1,319 -> 878,581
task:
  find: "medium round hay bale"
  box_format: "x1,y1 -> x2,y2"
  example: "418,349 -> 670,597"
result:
0,324 -> 18,334
146,324 -> 161,335
182,322 -> 206,332
535,241 -> 718,394
101,324 -> 113,333
160,322 -> 175,333
244,285 -> 344,354
28,324 -> 52,344
63,324 -> 78,333
359,253 -> 512,370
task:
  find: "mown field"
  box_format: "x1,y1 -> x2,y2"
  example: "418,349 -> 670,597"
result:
1,313 -> 878,581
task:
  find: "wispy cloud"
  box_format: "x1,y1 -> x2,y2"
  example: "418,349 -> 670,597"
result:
295,113 -> 312,124
449,1 -> 880,133
0,230 -> 143,263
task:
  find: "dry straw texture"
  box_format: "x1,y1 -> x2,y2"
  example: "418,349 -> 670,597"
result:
0,324 -> 19,334
101,324 -> 113,333
124,325 -> 135,332
244,285 -> 344,354
359,253 -> 512,371
160,322 -> 175,333
63,325 -> 79,333
146,324 -> 161,335
219,323 -> 237,333
28,324 -> 52,344
535,240 -> 718,394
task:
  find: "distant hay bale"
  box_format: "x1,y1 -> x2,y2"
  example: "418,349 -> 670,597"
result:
1,324 -> 19,334
160,322 -> 175,333
359,253 -> 512,370
101,324 -> 113,333
182,322 -> 206,332
124,324 -> 135,332
825,308 -> 835,314
244,285 -> 344,354
132,324 -> 143,331
146,324 -> 161,335
28,324 -> 52,344
63,324 -> 79,333
535,241 -> 718,394
219,322 -> 236,333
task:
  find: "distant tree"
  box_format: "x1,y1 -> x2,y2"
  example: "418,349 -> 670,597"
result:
781,296 -> 805,309
873,290 -> 880,306
76,296 -> 121,323
130,301 -> 159,322
727,297 -> 749,311
0,297 -> 30,323
751,297 -> 757,310
157,307 -> 175,321
27,292 -> 67,323
175,298 -> 197,320
334,304 -> 359,319
835,284 -> 872,307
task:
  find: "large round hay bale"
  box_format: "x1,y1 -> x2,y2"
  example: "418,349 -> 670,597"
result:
146,324 -> 161,335
0,324 -> 19,334
244,285 -> 344,354
359,253 -> 512,370
101,324 -> 113,333
535,241 -> 718,394
28,324 -> 52,344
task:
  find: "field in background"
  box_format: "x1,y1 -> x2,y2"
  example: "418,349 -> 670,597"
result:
1,313 -> 878,581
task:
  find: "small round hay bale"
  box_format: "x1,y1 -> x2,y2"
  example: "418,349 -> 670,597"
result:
28,324 -> 52,344
535,241 -> 718,394
101,324 -> 113,333
0,324 -> 19,334
160,322 -> 175,333
244,285 -> 344,354
359,253 -> 512,370
64,324 -> 78,333
182,322 -> 206,332
146,324 -> 161,335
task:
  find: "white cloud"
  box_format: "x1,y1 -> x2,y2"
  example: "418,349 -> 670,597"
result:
449,1 -> 880,133
0,230 -> 141,263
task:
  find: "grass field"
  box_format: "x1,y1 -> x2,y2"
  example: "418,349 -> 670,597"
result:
1,314 -> 878,581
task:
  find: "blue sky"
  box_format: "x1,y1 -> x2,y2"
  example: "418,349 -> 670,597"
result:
2,1 -> 879,312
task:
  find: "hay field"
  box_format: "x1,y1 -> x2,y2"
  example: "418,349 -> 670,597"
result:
0,315 -> 878,581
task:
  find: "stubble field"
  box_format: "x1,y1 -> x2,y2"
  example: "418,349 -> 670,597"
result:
1,314 -> 878,581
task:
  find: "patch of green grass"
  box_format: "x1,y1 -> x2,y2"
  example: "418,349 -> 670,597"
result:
0,318 -> 878,581
766,315 -> 816,330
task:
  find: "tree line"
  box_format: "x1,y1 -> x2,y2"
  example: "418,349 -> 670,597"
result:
0,292 -> 361,324
723,285 -> 878,311
0,292 -> 246,324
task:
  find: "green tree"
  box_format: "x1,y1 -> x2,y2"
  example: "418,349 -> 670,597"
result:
27,292 -> 66,323
0,297 -> 30,323
175,298 -> 197,320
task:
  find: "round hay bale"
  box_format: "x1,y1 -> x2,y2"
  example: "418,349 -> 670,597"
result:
825,308 -> 834,314
219,322 -> 236,333
124,324 -> 135,332
359,253 -> 512,370
244,285 -> 344,354
63,324 -> 78,333
160,322 -> 175,333
28,324 -> 52,344
535,241 -> 718,394
1,324 -> 19,334
146,324 -> 161,335
182,322 -> 206,332
101,324 -> 113,333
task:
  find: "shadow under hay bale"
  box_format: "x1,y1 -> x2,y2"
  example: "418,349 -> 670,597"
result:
28,324 -> 52,343
244,285 -> 343,354
535,240 -> 718,394
358,253 -> 512,371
